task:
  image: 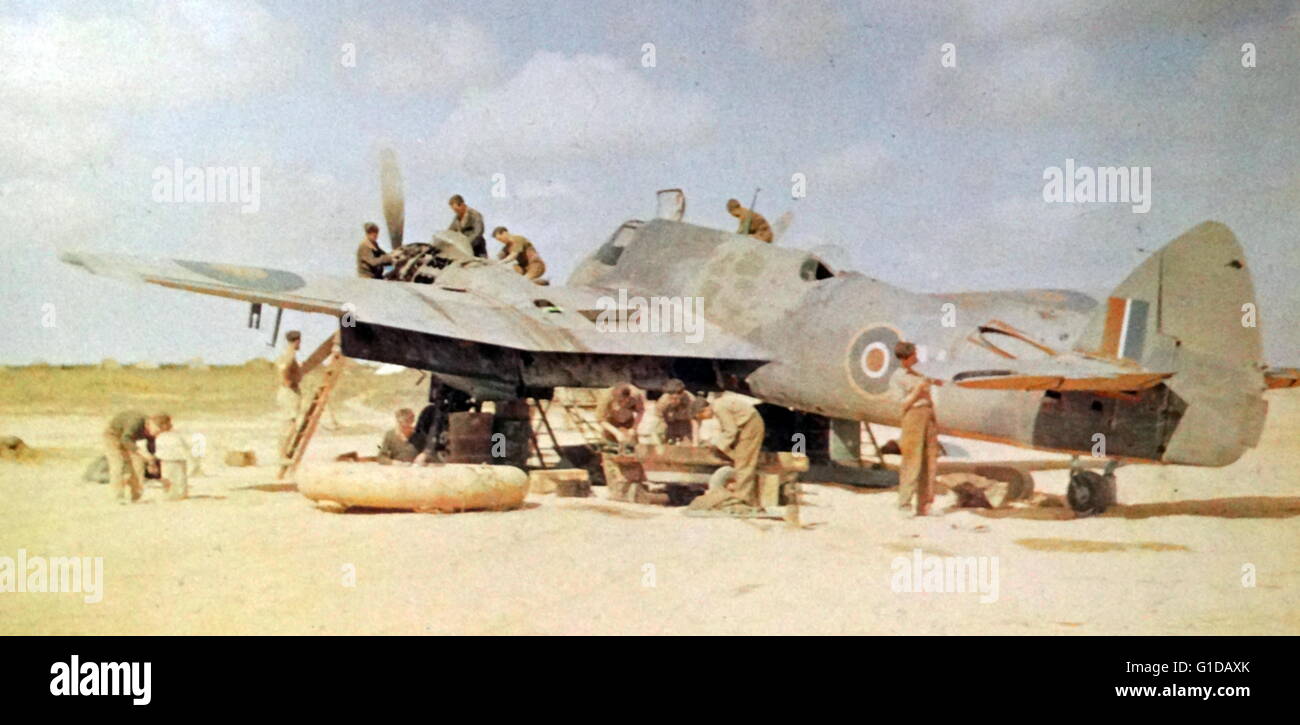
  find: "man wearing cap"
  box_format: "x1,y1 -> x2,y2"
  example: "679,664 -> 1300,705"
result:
447,195 -> 487,259
653,379 -> 697,445
377,408 -> 420,464
276,331 -> 304,460
726,198 -> 773,243
491,226 -> 547,281
891,341 -> 941,516
356,222 -> 393,278
101,411 -> 170,503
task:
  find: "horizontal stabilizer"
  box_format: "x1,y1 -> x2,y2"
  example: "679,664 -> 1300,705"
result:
920,356 -> 1173,392
1266,367 -> 1299,389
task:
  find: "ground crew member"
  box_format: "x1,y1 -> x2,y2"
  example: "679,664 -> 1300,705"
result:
377,408 -> 419,463
356,222 -> 393,278
692,392 -> 766,513
654,379 -> 697,444
892,341 -> 940,516
595,383 -> 644,452
447,195 -> 487,258
596,383 -> 646,501
492,226 -> 547,281
101,411 -> 169,503
726,198 -> 773,243
276,330 -> 304,461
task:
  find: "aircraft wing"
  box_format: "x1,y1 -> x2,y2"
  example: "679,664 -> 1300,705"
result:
917,355 -> 1173,392
59,251 -> 770,361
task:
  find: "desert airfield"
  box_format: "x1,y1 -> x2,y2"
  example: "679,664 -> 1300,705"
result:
1,362 -> 1297,636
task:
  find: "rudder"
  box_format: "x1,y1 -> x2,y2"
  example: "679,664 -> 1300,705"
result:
1074,221 -> 1267,465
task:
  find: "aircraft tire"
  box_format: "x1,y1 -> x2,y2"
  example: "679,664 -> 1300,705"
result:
1067,470 -> 1115,517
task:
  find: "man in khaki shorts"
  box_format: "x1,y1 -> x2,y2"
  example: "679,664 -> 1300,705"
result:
491,226 -> 547,281
102,411 -> 169,503
276,330 -> 304,460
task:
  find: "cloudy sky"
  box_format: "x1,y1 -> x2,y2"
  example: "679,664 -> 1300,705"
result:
2,0 -> 1298,365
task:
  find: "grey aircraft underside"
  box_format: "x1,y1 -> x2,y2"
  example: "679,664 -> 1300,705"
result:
60,181 -> 1298,514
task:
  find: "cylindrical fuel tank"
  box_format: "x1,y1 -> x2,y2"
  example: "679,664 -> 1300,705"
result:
298,462 -> 529,512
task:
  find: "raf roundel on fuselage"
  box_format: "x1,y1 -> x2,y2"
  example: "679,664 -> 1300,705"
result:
845,324 -> 903,397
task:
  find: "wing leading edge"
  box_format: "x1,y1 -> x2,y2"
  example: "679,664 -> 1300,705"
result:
59,250 -> 770,362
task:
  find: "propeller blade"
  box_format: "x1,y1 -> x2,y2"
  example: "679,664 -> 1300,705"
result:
379,148 -> 404,248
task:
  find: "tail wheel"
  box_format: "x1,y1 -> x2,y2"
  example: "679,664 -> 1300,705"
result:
1067,470 -> 1115,517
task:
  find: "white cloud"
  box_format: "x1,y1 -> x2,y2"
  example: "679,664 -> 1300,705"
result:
0,1 -> 303,182
0,1 -> 303,112
0,0 -> 311,258
430,52 -> 717,171
0,108 -> 118,175
343,16 -> 504,96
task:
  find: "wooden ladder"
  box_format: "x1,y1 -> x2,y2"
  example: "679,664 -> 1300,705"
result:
555,390 -> 605,450
278,333 -> 346,480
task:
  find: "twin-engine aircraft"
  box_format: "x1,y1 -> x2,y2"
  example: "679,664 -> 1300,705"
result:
61,160 -> 1297,515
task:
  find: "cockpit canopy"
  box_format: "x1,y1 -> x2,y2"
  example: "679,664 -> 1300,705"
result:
597,218 -> 833,270
593,220 -> 644,266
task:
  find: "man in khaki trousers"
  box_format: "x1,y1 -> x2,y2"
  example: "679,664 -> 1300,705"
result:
102,411 -> 169,503
689,392 -> 766,515
276,330 -> 304,460
891,341 -> 940,516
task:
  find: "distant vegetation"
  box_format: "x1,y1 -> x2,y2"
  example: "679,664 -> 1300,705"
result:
0,363 -> 428,418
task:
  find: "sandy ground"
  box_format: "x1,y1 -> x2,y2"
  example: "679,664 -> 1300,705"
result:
1,367 -> 1297,635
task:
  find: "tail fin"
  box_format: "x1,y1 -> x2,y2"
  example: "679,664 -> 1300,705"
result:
1075,221 -> 1267,465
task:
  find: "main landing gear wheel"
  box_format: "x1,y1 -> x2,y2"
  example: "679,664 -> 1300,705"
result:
1067,469 -> 1116,517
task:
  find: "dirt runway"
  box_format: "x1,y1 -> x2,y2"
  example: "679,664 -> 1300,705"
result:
1,366 -> 1296,635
